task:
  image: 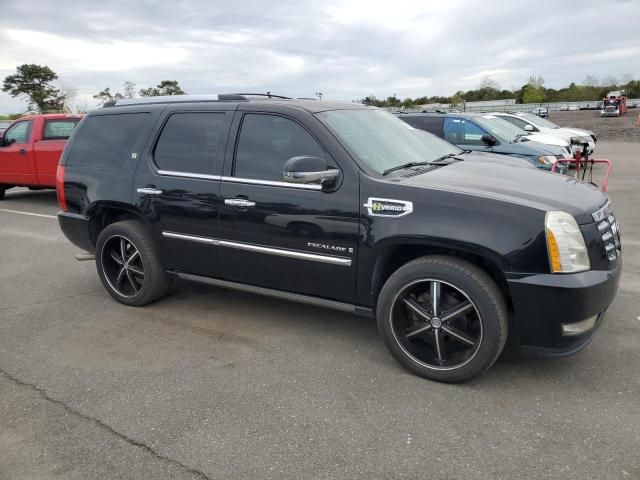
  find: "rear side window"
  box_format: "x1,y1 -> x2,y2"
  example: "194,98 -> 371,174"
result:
234,114 -> 325,181
43,119 -> 80,140
399,116 -> 445,137
66,113 -> 149,169
154,113 -> 226,175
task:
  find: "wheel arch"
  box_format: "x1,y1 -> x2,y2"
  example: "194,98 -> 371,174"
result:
87,202 -> 151,246
368,240 -> 512,313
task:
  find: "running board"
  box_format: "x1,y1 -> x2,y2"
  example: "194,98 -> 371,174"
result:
172,271 -> 374,318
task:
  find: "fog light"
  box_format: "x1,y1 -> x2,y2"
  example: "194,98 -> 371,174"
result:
561,315 -> 598,336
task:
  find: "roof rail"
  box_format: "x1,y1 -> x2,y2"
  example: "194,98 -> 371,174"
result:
107,95 -> 227,107
104,93 -> 292,108
232,92 -> 292,99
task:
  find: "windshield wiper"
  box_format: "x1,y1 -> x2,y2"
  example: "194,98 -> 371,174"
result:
382,161 -> 433,176
432,152 -> 466,163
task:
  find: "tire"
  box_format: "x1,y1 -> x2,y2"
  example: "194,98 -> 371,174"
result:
0,189 -> 5,201
95,220 -> 169,307
376,255 -> 507,383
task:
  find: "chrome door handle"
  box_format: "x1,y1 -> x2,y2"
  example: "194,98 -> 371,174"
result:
137,187 -> 163,195
225,198 -> 256,208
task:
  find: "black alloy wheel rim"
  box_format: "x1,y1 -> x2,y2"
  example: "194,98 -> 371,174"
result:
390,279 -> 483,370
101,235 -> 145,298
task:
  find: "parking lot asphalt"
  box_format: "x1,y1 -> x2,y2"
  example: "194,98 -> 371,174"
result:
1,141 -> 638,480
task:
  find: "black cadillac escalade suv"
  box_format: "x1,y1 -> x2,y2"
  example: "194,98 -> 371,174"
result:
57,94 -> 621,383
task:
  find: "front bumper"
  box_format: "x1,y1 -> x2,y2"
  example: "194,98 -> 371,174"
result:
58,211 -> 94,252
506,264 -> 621,356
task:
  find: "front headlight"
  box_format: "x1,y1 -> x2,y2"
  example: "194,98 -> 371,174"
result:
538,155 -> 557,165
545,211 -> 590,273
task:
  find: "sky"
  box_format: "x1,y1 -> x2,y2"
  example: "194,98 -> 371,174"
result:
1,0 -> 639,113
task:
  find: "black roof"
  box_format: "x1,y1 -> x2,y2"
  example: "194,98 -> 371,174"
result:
104,94 -> 371,114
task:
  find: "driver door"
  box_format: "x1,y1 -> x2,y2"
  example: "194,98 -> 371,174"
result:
0,120 -> 34,184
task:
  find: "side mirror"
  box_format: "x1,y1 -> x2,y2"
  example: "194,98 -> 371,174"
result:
481,134 -> 498,146
523,124 -> 534,132
283,156 -> 340,188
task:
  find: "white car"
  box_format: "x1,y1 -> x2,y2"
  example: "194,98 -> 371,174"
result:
568,104 -> 579,111
490,112 -> 596,154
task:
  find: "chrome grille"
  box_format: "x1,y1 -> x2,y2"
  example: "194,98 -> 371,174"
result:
592,203 -> 621,261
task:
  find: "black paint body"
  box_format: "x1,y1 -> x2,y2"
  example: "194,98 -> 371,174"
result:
57,99 -> 621,355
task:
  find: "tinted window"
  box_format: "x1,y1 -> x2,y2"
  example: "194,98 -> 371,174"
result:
234,114 -> 325,181
67,113 -> 149,169
5,120 -> 30,143
44,119 -> 80,140
154,113 -> 226,175
400,116 -> 424,129
398,116 -> 446,137
443,117 -> 487,145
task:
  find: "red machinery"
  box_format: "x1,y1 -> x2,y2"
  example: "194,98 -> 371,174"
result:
551,144 -> 612,192
600,90 -> 628,117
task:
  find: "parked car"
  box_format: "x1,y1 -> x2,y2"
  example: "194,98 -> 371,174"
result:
0,120 -> 13,133
568,104 -> 579,111
532,107 -> 548,118
0,114 -> 82,199
491,112 -> 596,153
395,112 -> 571,171
57,95 -> 620,383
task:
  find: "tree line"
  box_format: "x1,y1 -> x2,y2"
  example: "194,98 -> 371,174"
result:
1,64 -> 186,114
362,74 -> 640,108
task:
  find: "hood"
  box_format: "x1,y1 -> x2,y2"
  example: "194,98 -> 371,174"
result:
562,127 -> 594,139
459,151 -> 536,169
525,132 -> 570,148
512,139 -> 566,157
398,160 -> 607,224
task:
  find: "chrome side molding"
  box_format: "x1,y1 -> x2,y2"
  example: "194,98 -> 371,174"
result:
162,231 -> 352,266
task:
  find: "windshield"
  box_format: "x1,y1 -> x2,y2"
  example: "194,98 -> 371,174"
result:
516,112 -> 559,129
317,109 -> 461,174
473,114 -> 528,142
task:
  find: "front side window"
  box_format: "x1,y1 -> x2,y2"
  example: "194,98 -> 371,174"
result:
443,117 -> 487,145
154,113 -> 226,175
44,119 -> 80,140
234,114 -> 325,181
4,121 -> 31,144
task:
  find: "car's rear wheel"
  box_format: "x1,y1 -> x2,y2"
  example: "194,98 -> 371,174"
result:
95,220 -> 169,306
377,255 -> 507,383
0,185 -> 10,200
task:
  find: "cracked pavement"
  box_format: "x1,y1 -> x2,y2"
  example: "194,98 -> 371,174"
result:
0,142 -> 639,479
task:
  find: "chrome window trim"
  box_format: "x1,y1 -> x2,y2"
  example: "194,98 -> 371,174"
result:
162,231 -> 351,266
157,169 -> 222,181
221,176 -> 322,190
155,169 -> 322,190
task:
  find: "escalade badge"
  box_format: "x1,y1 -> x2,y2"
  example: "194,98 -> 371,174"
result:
363,198 -> 413,217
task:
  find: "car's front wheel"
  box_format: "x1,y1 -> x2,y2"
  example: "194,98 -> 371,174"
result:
377,255 -> 507,383
95,220 -> 169,306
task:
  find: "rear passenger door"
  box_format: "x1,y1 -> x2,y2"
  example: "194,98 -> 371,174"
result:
134,105 -> 234,278
217,107 -> 360,303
